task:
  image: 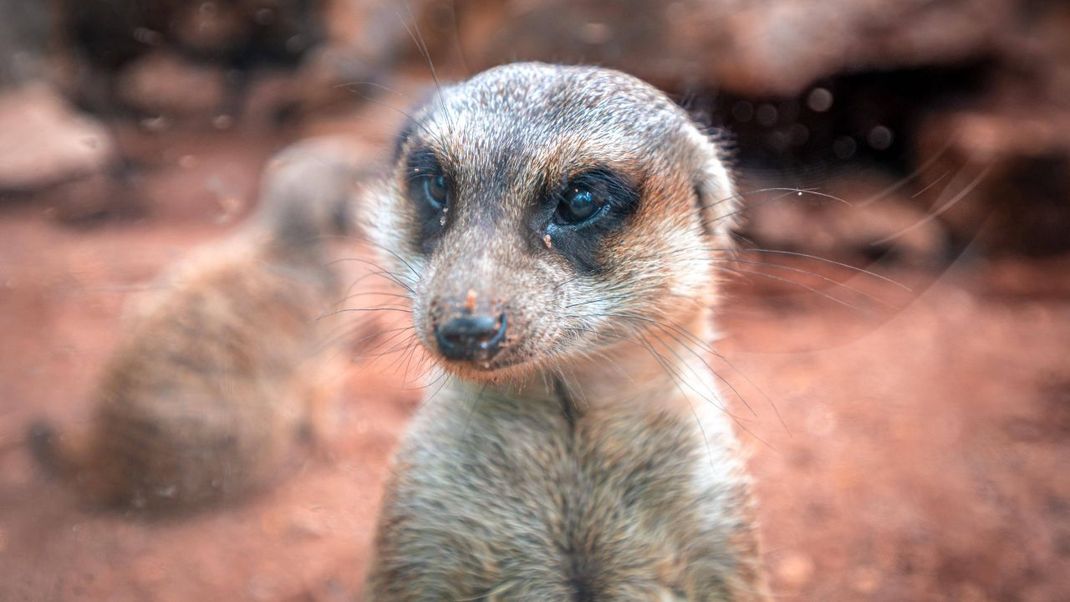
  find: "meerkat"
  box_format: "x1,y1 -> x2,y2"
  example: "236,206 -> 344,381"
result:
362,63 -> 769,600
28,139 -> 359,513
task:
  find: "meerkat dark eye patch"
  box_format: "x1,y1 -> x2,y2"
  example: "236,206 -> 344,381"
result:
542,168 -> 641,272
405,148 -> 452,252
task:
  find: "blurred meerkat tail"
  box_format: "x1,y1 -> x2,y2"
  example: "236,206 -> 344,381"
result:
27,420 -> 84,482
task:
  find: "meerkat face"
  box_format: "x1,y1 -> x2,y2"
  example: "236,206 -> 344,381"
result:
369,63 -> 738,381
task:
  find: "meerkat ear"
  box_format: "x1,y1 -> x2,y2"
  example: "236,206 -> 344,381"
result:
689,128 -> 740,246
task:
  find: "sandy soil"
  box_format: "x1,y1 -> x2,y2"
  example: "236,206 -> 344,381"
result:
0,144 -> 1068,601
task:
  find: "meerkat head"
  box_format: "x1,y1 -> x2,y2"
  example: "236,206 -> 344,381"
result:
368,63 -> 737,381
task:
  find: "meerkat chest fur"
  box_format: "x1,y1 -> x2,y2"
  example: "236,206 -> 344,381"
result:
366,63 -> 767,600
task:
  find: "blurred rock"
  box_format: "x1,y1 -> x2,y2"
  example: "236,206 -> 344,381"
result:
57,1 -> 411,123
742,173 -> 949,266
58,0 -> 330,121
242,70 -> 303,125
975,256 -> 1070,298
991,2 -> 1070,110
709,0 -> 1014,97
0,0 -> 51,87
439,0 -> 1017,96
115,52 -> 228,119
60,0 -> 325,69
0,84 -> 116,192
321,0 -> 414,77
243,0 -> 420,119
915,107 -> 1070,256
43,171 -> 138,225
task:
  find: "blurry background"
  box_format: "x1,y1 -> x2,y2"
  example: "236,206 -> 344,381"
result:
0,1 -> 1067,600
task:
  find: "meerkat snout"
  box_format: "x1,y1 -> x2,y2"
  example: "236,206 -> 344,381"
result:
434,310 -> 508,361
429,284 -> 509,362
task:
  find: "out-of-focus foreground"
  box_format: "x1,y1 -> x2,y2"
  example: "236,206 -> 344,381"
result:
0,1 -> 1068,600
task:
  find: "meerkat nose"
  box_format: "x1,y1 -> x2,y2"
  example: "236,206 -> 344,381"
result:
434,312 -> 508,361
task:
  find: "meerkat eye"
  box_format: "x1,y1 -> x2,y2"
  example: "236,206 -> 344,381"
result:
407,149 -> 451,211
551,169 -> 635,228
555,185 -> 605,225
422,173 -> 449,209
552,174 -> 620,228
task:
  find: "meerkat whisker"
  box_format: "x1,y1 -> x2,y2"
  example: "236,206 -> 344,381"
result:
318,306 -> 414,320
644,316 -> 790,434
856,135 -> 958,208
720,247 -> 912,291
650,245 -> 903,307
872,162 -> 994,247
329,257 -> 419,292
343,327 -> 417,361
721,266 -> 874,315
646,323 -> 761,419
712,258 -> 897,308
644,329 -> 753,420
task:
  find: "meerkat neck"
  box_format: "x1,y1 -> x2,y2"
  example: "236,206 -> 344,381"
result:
559,308 -> 721,416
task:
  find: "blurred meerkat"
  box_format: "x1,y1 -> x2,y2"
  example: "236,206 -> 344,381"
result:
364,63 -> 769,600
28,139 -> 360,513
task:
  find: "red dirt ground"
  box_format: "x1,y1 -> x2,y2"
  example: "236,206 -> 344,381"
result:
1,133 -> 1068,600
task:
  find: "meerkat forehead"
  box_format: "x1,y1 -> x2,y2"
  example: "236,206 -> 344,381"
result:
396,63 -> 696,175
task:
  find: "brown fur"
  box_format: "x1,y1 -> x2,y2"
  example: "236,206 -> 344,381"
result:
364,63 -> 769,599
28,139 -> 358,513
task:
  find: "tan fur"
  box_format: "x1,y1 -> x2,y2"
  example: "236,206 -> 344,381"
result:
28,139 -> 359,513
364,64 -> 769,599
